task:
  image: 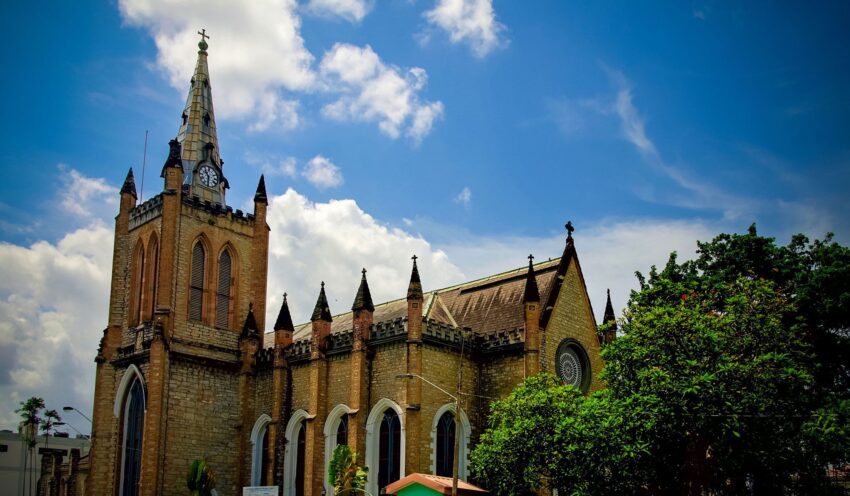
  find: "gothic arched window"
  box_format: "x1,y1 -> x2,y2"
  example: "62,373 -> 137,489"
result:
144,235 -> 158,321
296,420 -> 306,496
378,409 -> 401,491
130,243 -> 145,326
336,414 -> 348,448
120,378 -> 145,496
189,242 -> 206,321
435,411 -> 455,477
215,249 -> 232,328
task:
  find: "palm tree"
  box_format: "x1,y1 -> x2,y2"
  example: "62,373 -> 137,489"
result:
16,397 -> 45,496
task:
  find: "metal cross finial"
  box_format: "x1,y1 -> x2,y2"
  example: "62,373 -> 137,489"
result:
198,29 -> 210,41
528,254 -> 534,263
565,221 -> 574,238
412,254 -> 418,263
283,292 -> 288,300
321,281 -> 325,288
362,267 -> 367,276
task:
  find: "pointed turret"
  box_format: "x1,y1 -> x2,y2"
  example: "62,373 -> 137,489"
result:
603,289 -> 616,328
599,289 -> 618,345
311,282 -> 333,322
407,255 -> 423,301
254,174 -> 268,205
352,268 -> 375,313
274,293 -> 295,332
522,254 -> 540,303
120,168 -> 137,199
242,303 -> 259,337
176,30 -> 227,205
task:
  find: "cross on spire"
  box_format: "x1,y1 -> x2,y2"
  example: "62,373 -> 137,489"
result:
411,254 -> 418,263
528,253 -> 534,263
362,268 -> 367,276
198,29 -> 210,41
565,221 -> 574,240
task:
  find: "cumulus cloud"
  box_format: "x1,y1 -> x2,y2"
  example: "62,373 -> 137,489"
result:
0,223 -> 113,431
119,0 -> 315,131
319,43 -> 444,143
59,163 -> 117,218
304,0 -> 373,23
302,155 -> 344,189
263,189 -> 465,326
454,186 -> 472,207
422,0 -> 507,58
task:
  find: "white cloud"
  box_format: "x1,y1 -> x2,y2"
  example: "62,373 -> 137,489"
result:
305,0 -> 373,23
422,0 -> 507,58
454,186 -> 472,207
264,189 -> 466,326
0,222 -> 113,431
119,0 -> 315,131
249,96 -> 300,133
319,43 -> 444,142
245,152 -> 299,178
59,164 -> 117,218
303,155 -> 344,189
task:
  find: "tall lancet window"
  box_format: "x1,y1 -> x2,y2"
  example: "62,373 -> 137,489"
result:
296,420 -> 307,496
130,242 -> 145,326
378,409 -> 401,490
189,242 -> 205,321
435,411 -> 456,477
120,378 -> 145,496
215,249 -> 232,328
336,414 -> 349,448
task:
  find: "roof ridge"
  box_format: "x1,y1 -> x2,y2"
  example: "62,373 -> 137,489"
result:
288,257 -> 562,328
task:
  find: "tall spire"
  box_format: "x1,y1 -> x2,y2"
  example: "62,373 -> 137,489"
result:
311,282 -> 333,322
522,254 -> 540,303
274,293 -> 295,332
407,255 -> 423,300
352,268 -> 375,312
175,29 -> 227,205
121,167 -> 137,199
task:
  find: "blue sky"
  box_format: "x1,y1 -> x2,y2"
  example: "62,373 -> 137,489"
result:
0,0 -> 848,431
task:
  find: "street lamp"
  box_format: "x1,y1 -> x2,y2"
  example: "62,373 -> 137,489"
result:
395,372 -> 463,496
62,406 -> 92,424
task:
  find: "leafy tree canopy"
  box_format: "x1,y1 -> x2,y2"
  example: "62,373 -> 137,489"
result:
472,227 -> 850,495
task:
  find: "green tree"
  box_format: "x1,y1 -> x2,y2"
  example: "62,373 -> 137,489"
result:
328,445 -> 368,496
472,227 -> 850,495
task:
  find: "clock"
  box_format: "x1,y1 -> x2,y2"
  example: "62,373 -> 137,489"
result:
198,165 -> 219,187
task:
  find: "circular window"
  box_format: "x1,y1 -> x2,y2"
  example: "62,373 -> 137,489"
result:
556,340 -> 590,392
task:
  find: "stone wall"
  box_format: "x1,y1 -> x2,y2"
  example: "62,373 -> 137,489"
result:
161,359 -> 240,496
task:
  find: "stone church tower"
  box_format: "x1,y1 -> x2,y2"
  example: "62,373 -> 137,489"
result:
88,34 -> 270,496
88,35 -> 609,496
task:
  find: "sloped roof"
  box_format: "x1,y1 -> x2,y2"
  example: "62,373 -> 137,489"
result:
290,258 -> 561,341
386,473 -> 487,496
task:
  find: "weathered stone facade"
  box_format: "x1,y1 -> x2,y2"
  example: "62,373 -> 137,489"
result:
87,38 -> 608,496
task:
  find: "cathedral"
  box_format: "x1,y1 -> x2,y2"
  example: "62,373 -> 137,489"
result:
87,35 -> 612,496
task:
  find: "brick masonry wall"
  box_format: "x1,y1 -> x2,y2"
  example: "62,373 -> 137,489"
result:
161,360 -> 240,496
541,258 -> 605,392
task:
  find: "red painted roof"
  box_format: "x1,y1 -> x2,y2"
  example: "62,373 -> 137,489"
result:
385,473 -> 488,496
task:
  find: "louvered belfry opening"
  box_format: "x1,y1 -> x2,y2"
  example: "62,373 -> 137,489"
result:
132,246 -> 145,326
215,249 -> 232,328
189,242 -> 205,321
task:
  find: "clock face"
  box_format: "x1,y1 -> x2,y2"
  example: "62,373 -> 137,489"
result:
198,165 -> 219,187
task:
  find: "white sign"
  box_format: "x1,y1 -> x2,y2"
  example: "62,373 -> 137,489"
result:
244,487 -> 279,496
